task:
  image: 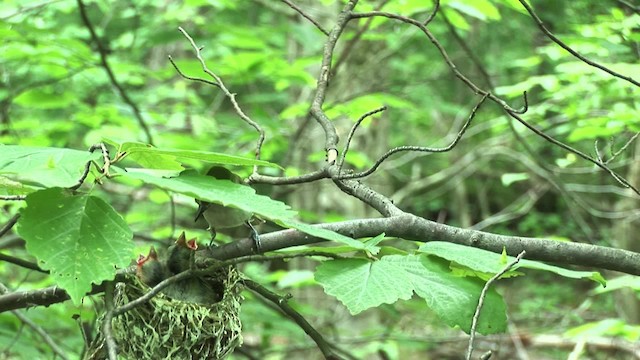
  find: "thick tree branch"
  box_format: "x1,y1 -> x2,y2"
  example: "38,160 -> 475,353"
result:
309,0 -> 359,163
3,215 -> 639,313
209,216 -> 640,276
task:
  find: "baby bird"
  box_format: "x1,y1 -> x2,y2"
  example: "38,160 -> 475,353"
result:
135,234 -> 221,304
167,231 -> 198,275
135,247 -> 167,287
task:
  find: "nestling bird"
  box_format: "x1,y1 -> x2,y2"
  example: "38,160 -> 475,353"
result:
167,231 -> 198,275
194,166 -> 261,251
136,236 -> 222,304
136,247 -> 167,288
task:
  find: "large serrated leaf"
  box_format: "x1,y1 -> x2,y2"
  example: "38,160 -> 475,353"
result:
121,170 -> 363,247
16,188 -> 134,305
0,145 -> 100,188
407,255 -> 506,335
315,255 -> 507,334
419,242 -> 606,286
315,258 -> 414,314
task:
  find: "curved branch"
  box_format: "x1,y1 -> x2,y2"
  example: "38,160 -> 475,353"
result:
349,10 -> 637,194
518,0 -> 639,88
337,94 -> 487,180
339,105 -> 387,170
173,27 -> 266,172
0,214 -> 20,238
280,0 -> 329,36
0,253 -> 46,273
466,251 -> 525,360
76,0 -> 154,145
245,280 -> 341,360
3,215 -> 640,313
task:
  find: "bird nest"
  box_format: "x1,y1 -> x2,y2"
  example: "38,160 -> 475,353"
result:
87,266 -> 243,360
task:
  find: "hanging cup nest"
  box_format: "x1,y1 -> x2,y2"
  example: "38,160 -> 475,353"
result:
87,266 -> 243,360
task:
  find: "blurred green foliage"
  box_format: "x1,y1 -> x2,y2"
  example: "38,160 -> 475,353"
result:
1,0 -> 639,359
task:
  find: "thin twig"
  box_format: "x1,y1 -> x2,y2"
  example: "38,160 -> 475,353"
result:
0,253 -> 47,273
339,106 -> 388,170
174,27 -> 266,173
0,214 -> 20,238
0,0 -> 63,20
423,0 -> 440,26
280,0 -> 329,36
441,10 -> 493,89
103,282 -> 117,360
0,195 -> 26,201
337,94 -> 488,179
607,132 -> 640,164
506,110 -> 639,194
332,0 -> 390,77
245,279 -> 342,360
90,142 -> 113,178
76,0 -> 154,144
518,0 -> 639,88
354,7 -> 632,192
69,160 -> 94,191
167,56 -> 220,88
349,11 -> 526,114
466,251 -> 526,360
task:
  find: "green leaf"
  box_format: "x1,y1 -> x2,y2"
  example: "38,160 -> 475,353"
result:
443,8 -> 470,30
419,242 -> 606,286
363,233 -> 385,255
120,170 -> 363,248
122,169 -> 295,217
315,258 -> 414,314
0,145 -> 101,188
119,142 -> 184,171
592,275 -> 640,295
279,220 -> 367,250
523,260 -> 606,286
15,188 -> 134,305
315,255 -> 506,334
408,256 -> 506,334
110,140 -> 281,169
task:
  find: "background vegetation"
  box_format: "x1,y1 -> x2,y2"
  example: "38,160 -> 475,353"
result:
1,0 -> 639,359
